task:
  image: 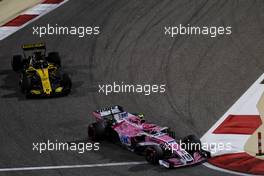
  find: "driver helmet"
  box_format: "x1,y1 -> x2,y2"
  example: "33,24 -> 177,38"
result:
138,113 -> 144,119
34,60 -> 48,69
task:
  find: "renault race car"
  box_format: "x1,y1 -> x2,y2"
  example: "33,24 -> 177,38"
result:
11,43 -> 71,98
88,105 -> 210,168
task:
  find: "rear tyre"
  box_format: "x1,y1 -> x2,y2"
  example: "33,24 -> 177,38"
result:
12,55 -> 23,72
145,145 -> 163,164
47,52 -> 61,67
88,122 -> 105,141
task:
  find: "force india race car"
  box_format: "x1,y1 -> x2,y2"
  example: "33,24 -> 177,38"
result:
11,43 -> 71,98
88,105 -> 210,168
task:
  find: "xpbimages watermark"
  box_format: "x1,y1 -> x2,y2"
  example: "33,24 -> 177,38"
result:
32,140 -> 100,154
98,82 -> 166,95
164,140 -> 232,154
32,24 -> 100,37
164,24 -> 232,38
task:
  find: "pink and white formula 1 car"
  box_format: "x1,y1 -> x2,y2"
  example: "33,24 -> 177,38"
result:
88,105 -> 210,168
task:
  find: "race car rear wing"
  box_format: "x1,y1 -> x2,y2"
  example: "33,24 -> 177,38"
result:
95,105 -> 124,117
22,43 -> 46,51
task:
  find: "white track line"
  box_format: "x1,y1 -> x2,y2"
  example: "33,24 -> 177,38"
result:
0,161 -> 147,172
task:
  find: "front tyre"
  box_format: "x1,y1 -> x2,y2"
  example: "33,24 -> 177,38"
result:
62,73 -> 71,95
20,75 -> 32,94
200,149 -> 211,158
145,145 -> 163,164
181,135 -> 201,156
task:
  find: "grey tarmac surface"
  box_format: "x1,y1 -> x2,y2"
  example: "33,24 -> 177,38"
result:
1,0 -> 264,175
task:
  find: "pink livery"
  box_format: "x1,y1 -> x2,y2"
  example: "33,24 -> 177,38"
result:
88,105 -> 210,168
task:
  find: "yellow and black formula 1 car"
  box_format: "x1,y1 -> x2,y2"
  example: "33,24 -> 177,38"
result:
11,43 -> 71,98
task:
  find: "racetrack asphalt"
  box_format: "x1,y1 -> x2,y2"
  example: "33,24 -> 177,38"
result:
1,0 -> 264,175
